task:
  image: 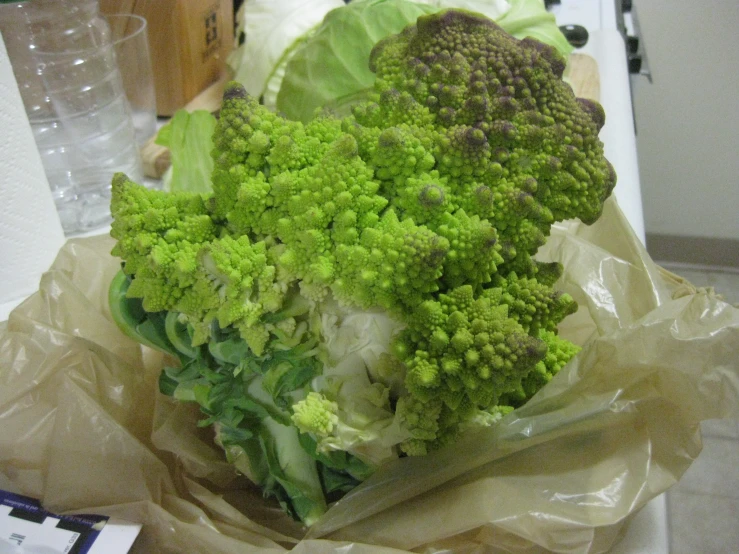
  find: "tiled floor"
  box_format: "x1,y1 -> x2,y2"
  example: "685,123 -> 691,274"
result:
655,263 -> 739,554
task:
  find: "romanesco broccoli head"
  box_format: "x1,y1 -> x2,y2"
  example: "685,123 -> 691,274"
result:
109,9 -> 612,526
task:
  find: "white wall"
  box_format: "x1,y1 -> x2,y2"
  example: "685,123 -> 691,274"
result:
632,0 -> 739,240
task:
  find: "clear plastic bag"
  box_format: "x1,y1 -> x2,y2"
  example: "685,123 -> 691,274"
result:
1,197 -> 737,553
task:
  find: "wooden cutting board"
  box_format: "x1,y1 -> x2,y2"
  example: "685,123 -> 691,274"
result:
141,53 -> 601,179
566,53 -> 600,103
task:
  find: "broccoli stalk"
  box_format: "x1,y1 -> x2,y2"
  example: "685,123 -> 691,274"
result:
110,272 -> 378,525
247,377 -> 327,526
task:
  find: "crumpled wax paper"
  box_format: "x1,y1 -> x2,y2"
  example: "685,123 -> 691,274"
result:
1,197 -> 738,554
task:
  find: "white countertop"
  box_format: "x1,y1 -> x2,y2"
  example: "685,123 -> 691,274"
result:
579,29 -> 646,244
570,26 -> 667,554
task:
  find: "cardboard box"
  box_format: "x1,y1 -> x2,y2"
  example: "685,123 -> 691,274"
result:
101,0 -> 233,116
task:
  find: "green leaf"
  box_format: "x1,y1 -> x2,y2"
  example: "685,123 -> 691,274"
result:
158,370 -> 179,397
155,110 -> 217,194
297,432 -> 349,469
164,358 -> 204,384
228,0 -> 345,100
262,358 -> 320,402
259,420 -> 327,526
218,422 -> 254,444
496,0 -> 574,58
164,312 -> 200,359
276,0 -> 438,122
319,464 -> 362,495
209,336 -> 255,366
135,312 -> 178,357
192,383 -> 212,406
297,432 -> 375,481
171,380 -> 206,403
108,271 -> 178,356
160,359 -> 204,398
228,396 -> 274,421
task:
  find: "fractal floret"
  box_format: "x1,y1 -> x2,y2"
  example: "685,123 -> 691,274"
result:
109,10 -> 615,526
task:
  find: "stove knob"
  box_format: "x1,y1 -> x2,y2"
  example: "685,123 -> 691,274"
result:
626,35 -> 639,54
622,0 -> 633,12
559,24 -> 589,48
628,55 -> 642,74
543,0 -> 561,9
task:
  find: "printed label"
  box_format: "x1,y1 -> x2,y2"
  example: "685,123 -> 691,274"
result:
0,491 -> 106,554
201,3 -> 224,62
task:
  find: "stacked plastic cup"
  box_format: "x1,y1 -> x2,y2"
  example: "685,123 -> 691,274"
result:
0,0 -> 144,235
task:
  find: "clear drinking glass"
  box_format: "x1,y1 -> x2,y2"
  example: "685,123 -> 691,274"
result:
106,13 -> 157,146
0,0 -> 144,235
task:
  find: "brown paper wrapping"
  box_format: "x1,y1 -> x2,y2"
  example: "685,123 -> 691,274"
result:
1,197 -> 738,553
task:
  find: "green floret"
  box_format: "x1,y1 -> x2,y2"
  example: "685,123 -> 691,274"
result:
361,9 -> 616,274
109,9 -> 616,527
493,272 -> 578,334
434,210 -> 503,290
209,86 -> 452,314
197,235 -> 287,351
501,328 -> 582,407
536,328 -> 581,380
371,125 -> 436,187
210,87 -> 283,219
292,392 -> 339,436
393,284 -> 548,453
110,173 -> 217,312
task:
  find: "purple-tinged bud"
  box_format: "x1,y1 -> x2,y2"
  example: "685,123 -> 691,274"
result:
520,37 -> 566,78
524,112 -> 547,126
409,58 -> 431,78
498,69 -> 513,84
548,156 -> 562,171
223,83 -> 247,101
475,121 -> 492,135
493,147 -> 510,163
470,68 -> 486,83
563,144 -> 579,161
493,120 -> 518,141
439,84 -> 461,106
516,191 -> 534,208
522,176 -> 538,193
405,79 -> 425,96
475,185 -> 494,207
438,107 -> 456,126
432,64 -> 450,82
464,95 -> 488,118
605,159 -> 617,193
521,335 -> 548,360
488,79 -> 502,95
521,97 -> 537,110
399,91 -> 418,109
481,226 -> 498,250
470,80 -> 487,94
378,127 -> 404,148
512,76 -> 529,95
424,235 -> 449,268
418,184 -> 445,207
499,240 -> 517,261
498,96 -> 517,114
465,127 -> 487,147
577,98 -> 606,131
